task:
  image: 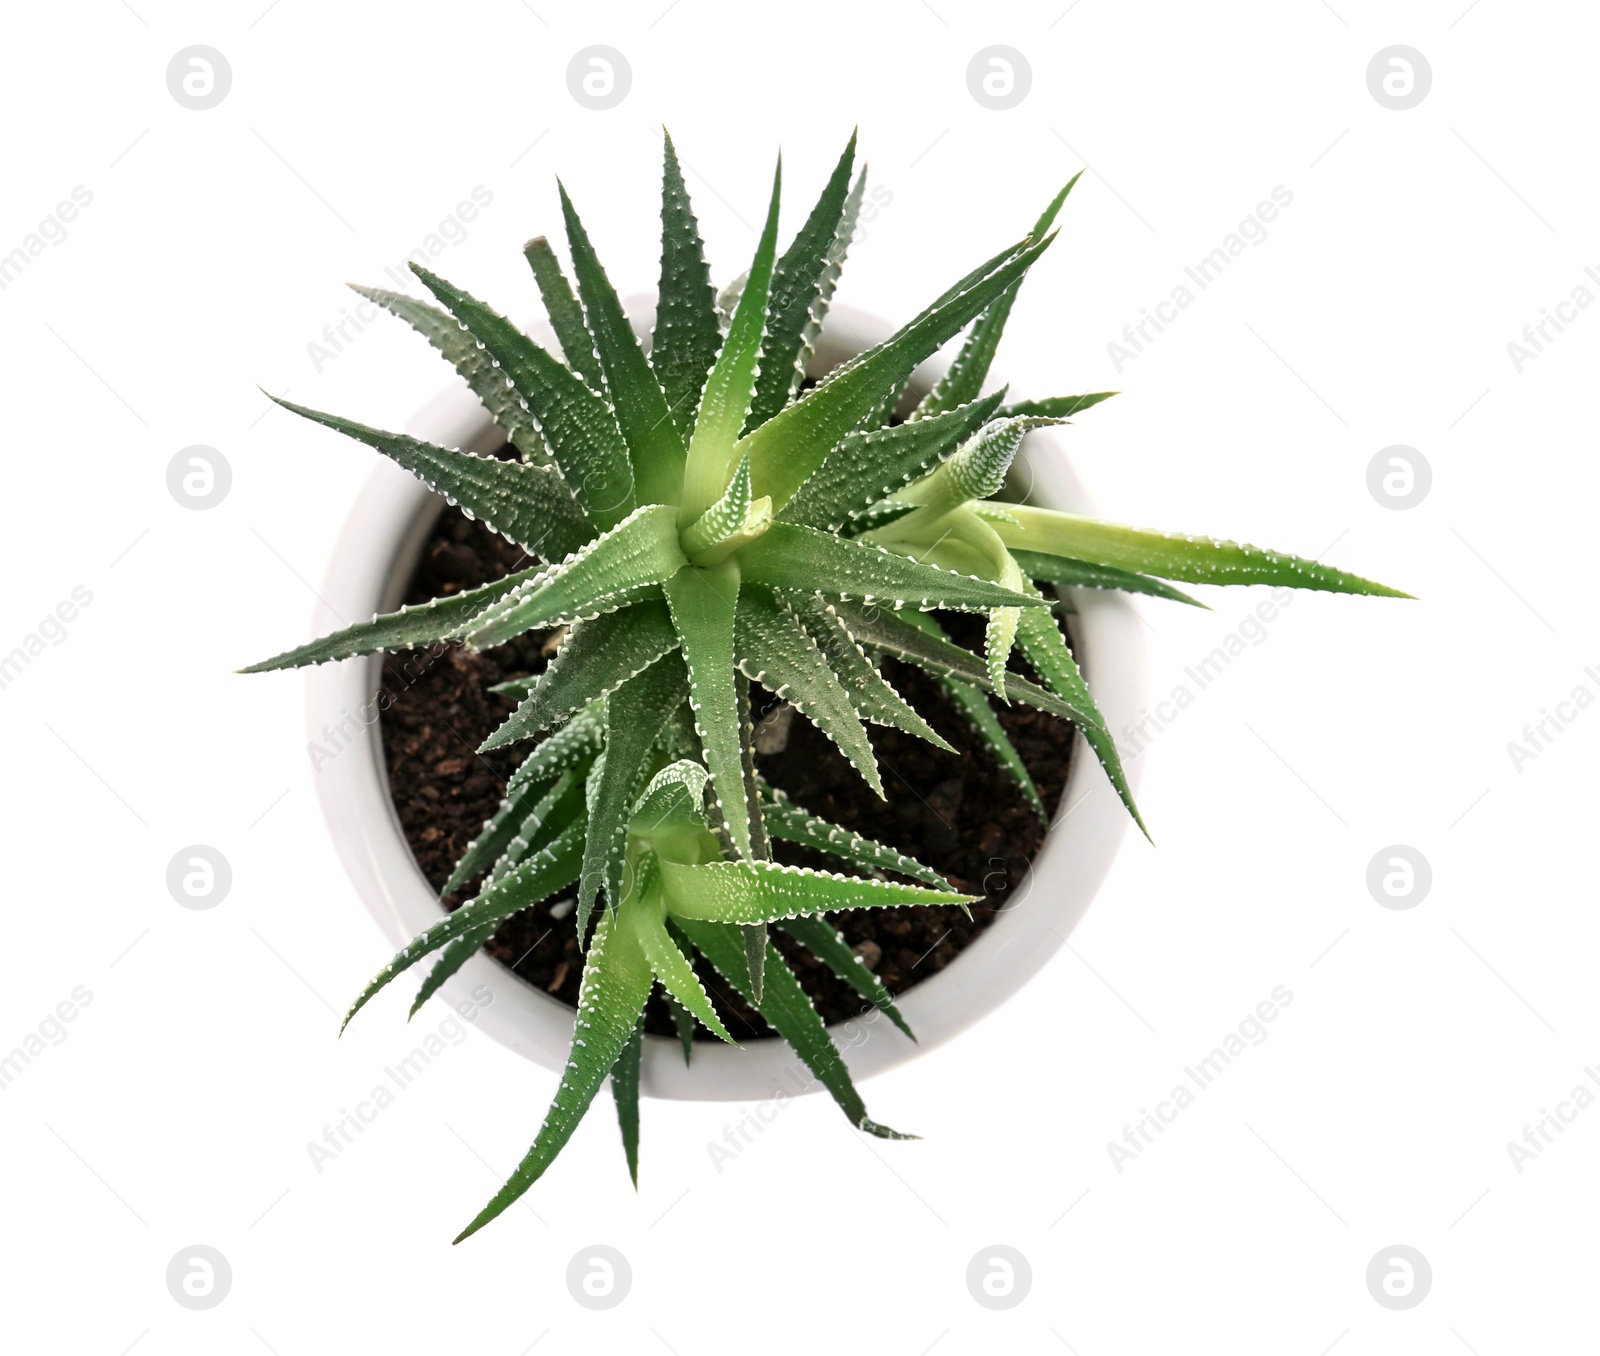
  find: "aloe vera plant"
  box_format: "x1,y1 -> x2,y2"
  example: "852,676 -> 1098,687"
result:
247,131 -> 1403,1237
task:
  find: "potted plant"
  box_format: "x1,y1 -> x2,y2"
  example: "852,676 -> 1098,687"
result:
248,133 -> 1404,1240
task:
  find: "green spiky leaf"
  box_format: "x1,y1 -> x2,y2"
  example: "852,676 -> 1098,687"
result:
664,991 -> 697,1065
1013,596 -> 1145,837
737,523 -> 1047,613
454,906 -> 653,1242
992,507 -> 1411,596
745,132 -> 860,430
1011,549 -> 1208,608
623,857 -> 736,1043
344,819 -> 584,1033
629,759 -> 711,837
828,599 -> 1101,727
610,1017 -> 644,1187
351,284 -> 555,467
490,770 -> 589,885
443,709 -> 604,895
924,416 -> 1067,507
779,392 -> 1004,532
936,673 -> 1046,822
736,589 -> 884,796
1000,392 -> 1118,420
408,917 -> 502,1020
733,674 -> 772,1003
662,560 -> 751,859
680,160 -> 782,522
790,596 -> 955,751
651,134 -> 722,439
523,236 -> 606,393
559,182 -> 687,505
445,755 -> 581,898
759,782 -> 954,888
578,651 -> 688,944
778,914 -> 915,1042
269,396 -> 591,561
482,602 -> 679,751
409,264 -> 636,526
913,174 -> 1082,421
681,453 -> 771,565
466,505 -> 686,648
243,564 -> 541,674
734,675 -> 772,865
875,508 -> 1029,699
659,857 -> 971,924
675,919 -> 913,1138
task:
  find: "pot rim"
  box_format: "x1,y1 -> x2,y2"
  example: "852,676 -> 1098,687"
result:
304,303 -> 1148,1101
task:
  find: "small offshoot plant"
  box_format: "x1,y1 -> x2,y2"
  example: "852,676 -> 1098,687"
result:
248,132 -> 1404,1239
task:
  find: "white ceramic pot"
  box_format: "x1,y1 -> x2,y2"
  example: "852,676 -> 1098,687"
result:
305,304 -> 1147,1101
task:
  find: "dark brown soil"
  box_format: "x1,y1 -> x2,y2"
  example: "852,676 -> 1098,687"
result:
380,504 -> 1075,1039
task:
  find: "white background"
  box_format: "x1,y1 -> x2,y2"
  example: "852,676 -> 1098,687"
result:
1,1 -> 1594,1352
